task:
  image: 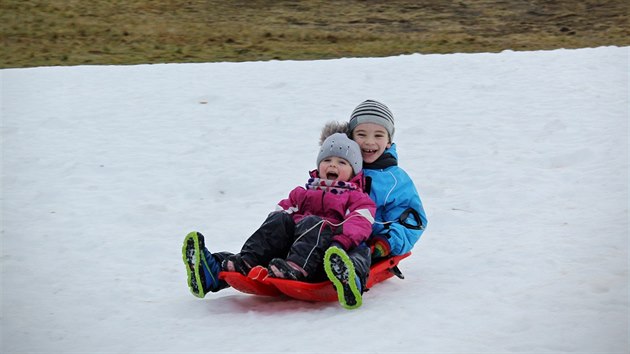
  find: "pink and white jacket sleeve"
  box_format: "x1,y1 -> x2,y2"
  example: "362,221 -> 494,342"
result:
331,192 -> 375,250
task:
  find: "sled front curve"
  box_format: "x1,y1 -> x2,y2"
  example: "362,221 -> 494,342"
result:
219,266 -> 282,297
219,252 -> 411,302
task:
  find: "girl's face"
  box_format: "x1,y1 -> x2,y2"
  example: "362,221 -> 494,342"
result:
318,156 -> 354,181
351,123 -> 391,164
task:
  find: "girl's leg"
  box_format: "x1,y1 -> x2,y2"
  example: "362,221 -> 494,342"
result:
238,211 -> 296,268
285,215 -> 333,279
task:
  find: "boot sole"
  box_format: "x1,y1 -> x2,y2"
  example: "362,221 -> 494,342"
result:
324,246 -> 362,309
182,231 -> 206,298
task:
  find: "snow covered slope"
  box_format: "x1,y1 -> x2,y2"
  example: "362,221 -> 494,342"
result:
2,46 -> 628,353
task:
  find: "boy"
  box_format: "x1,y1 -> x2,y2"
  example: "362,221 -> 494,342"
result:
322,99 -> 428,309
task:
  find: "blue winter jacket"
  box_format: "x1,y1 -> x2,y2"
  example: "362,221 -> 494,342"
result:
363,143 -> 427,255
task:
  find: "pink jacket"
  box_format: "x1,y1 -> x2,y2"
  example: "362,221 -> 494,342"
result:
277,170 -> 376,250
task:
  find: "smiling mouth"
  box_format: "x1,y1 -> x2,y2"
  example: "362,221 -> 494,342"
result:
363,149 -> 377,154
326,172 -> 339,180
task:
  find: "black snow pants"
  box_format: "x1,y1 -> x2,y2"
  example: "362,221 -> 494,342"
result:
215,211 -> 372,287
238,211 -> 371,284
236,212 -> 330,281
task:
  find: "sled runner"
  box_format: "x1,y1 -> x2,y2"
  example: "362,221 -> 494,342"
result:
219,252 -> 411,302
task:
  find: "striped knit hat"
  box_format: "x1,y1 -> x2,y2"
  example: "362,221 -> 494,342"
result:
348,99 -> 395,141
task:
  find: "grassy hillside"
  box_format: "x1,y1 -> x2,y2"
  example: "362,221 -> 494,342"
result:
1,0 -> 629,68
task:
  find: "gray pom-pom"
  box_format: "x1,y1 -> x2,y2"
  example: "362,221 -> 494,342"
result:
319,121 -> 350,145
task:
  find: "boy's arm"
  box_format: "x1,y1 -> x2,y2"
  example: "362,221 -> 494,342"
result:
371,177 -> 427,256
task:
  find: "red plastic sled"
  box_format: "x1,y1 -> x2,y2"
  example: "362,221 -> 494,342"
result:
218,252 -> 411,302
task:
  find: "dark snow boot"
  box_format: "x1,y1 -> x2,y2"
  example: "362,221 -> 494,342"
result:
324,246 -> 363,309
268,258 -> 306,281
222,253 -> 253,276
182,231 -> 222,298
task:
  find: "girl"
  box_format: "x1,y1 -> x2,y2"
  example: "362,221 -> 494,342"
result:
183,133 -> 376,298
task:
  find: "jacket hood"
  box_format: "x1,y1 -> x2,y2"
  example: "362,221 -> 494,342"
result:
386,143 -> 399,160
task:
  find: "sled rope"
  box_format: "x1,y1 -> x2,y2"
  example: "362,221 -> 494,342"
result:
290,210 -> 402,270
292,214 -> 368,269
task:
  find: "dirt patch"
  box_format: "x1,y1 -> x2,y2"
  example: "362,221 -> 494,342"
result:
1,0 -> 628,68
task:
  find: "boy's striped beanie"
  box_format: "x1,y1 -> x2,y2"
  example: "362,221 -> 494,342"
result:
348,99 -> 395,140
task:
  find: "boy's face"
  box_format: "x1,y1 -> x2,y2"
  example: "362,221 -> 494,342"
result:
351,123 -> 391,164
318,156 -> 354,181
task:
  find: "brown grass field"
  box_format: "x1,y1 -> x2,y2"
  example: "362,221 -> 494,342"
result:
1,0 -> 629,68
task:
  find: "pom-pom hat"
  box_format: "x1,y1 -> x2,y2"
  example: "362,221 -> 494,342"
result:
317,133 -> 363,175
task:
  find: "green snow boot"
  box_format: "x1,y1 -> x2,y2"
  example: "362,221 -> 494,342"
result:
324,246 -> 363,309
182,231 -> 221,298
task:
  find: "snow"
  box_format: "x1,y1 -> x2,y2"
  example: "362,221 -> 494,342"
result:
1,46 -> 628,353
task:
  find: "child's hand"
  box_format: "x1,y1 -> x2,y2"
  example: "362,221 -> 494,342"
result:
368,235 -> 391,258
